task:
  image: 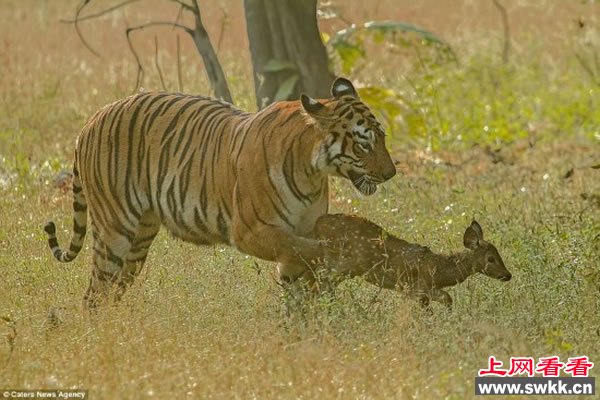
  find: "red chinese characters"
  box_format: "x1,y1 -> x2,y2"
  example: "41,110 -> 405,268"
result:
508,357 -> 535,377
535,356 -> 565,377
478,356 -> 508,376
564,356 -> 594,377
479,355 -> 595,377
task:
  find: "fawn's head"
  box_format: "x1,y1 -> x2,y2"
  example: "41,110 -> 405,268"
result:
463,221 -> 512,281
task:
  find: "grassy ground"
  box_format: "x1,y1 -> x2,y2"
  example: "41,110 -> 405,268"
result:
1,1 -> 599,399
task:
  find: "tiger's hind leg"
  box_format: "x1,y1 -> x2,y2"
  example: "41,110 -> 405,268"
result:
119,211 -> 161,291
84,211 -> 160,309
84,221 -> 134,309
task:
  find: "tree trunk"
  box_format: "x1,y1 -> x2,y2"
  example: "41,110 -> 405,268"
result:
244,0 -> 279,108
244,0 -> 333,109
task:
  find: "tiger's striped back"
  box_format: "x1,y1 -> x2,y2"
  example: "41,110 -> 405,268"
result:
77,93 -> 248,245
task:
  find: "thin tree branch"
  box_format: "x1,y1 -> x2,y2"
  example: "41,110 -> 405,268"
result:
127,21 -> 192,36
176,34 -> 184,92
73,0 -> 100,57
126,21 -> 193,92
492,0 -> 511,63
60,0 -> 142,23
154,36 -> 167,90
61,0 -> 180,57
173,3 -> 185,27
190,0 -> 200,13
62,0 -> 231,100
216,5 -> 230,52
167,0 -> 195,13
125,24 -> 145,92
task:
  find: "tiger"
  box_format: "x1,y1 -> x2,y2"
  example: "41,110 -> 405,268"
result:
44,77 -> 396,308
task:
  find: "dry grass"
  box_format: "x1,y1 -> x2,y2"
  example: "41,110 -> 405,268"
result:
1,1 -> 599,399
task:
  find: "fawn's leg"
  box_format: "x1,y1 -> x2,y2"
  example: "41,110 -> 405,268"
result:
418,293 -> 431,308
430,289 -> 453,310
278,262 -> 313,285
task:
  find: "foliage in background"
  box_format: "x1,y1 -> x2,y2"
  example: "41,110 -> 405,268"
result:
404,54 -> 600,149
327,20 -> 455,75
322,18 -> 600,148
323,20 -> 456,141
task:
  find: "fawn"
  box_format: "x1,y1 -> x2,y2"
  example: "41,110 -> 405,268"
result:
314,214 -> 512,309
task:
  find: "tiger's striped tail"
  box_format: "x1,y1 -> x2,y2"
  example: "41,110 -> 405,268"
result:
44,167 -> 88,263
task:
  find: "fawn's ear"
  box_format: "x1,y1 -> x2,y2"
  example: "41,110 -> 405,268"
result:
331,77 -> 358,98
463,225 -> 480,250
470,220 -> 484,240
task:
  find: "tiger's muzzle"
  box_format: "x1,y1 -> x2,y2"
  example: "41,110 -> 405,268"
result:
349,153 -> 396,195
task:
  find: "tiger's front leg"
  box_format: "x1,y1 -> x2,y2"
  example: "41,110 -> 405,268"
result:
230,169 -> 328,285
232,221 -> 323,281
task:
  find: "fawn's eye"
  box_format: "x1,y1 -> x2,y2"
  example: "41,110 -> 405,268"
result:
487,256 -> 495,263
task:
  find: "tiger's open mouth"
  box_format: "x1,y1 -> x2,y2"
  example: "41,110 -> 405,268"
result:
348,171 -> 378,196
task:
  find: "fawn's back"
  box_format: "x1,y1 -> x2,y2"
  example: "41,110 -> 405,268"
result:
315,214 -> 445,284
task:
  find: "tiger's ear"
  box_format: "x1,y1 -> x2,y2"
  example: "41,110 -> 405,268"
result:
331,77 -> 358,98
301,94 -> 325,116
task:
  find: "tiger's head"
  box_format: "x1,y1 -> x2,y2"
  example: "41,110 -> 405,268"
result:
301,77 -> 396,195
